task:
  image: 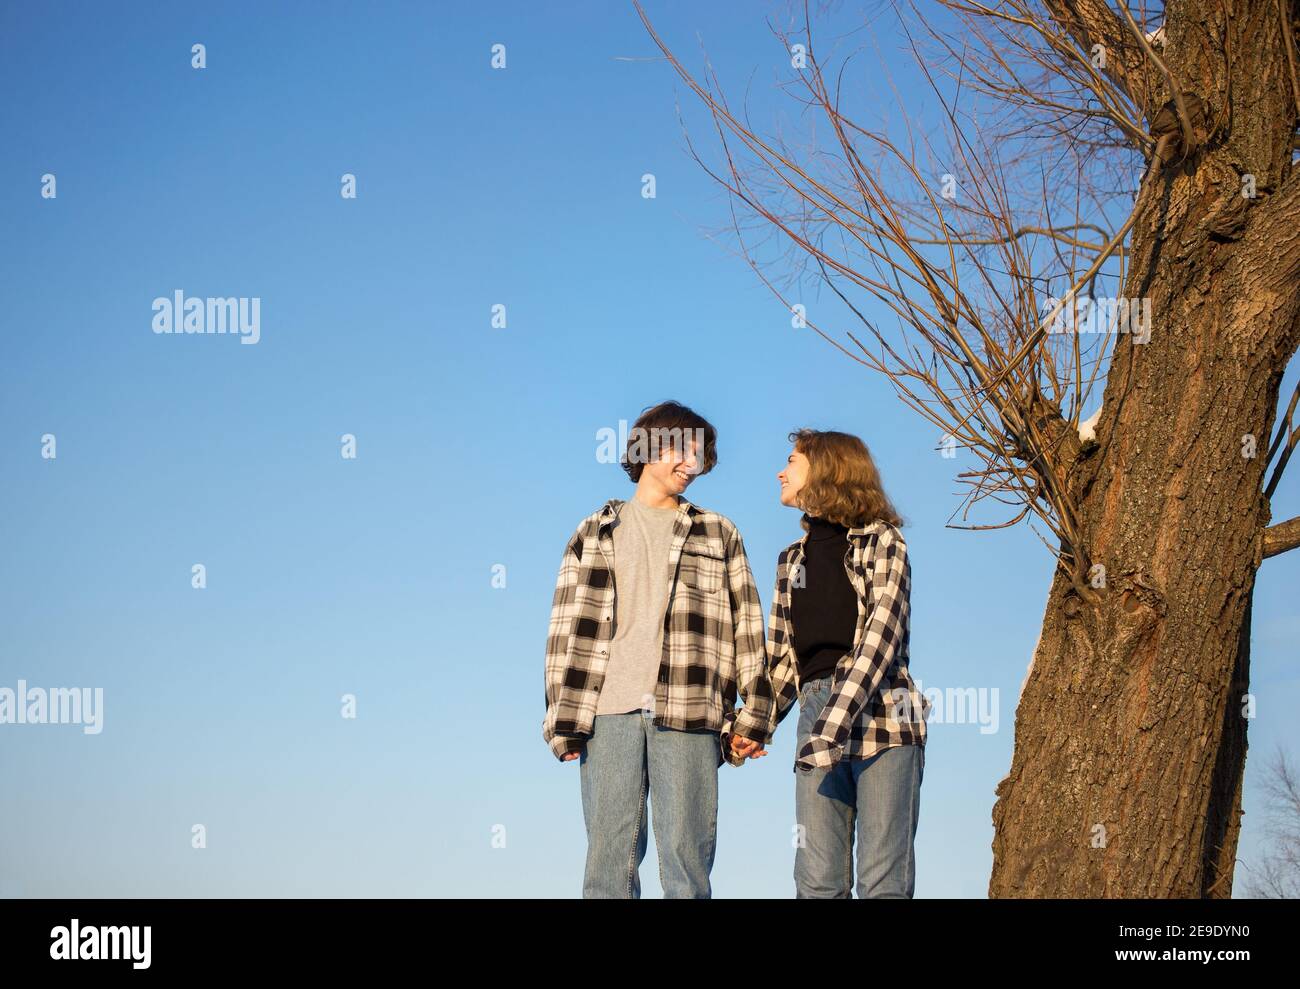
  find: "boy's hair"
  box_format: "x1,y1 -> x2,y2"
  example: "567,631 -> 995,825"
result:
790,428 -> 903,528
621,401 -> 718,482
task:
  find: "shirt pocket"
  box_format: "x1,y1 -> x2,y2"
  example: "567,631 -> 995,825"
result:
679,550 -> 725,594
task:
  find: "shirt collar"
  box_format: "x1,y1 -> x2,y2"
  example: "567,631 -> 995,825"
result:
793,518 -> 889,553
599,496 -> 699,526
847,520 -> 889,538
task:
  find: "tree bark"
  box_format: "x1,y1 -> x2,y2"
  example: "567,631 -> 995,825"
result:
990,1 -> 1300,896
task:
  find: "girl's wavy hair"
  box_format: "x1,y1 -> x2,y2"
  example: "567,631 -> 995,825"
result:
790,428 -> 903,529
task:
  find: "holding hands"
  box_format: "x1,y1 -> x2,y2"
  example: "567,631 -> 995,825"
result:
729,735 -> 768,762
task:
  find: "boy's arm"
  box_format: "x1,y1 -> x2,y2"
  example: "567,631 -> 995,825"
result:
796,527 -> 909,770
719,526 -> 774,766
542,527 -> 587,761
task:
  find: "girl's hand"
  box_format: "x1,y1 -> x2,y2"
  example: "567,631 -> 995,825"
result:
730,736 -> 768,760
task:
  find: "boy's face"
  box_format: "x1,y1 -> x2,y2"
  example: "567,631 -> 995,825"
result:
643,437 -> 700,496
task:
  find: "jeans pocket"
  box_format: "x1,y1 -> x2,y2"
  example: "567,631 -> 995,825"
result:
796,702 -> 815,740
794,716 -> 816,774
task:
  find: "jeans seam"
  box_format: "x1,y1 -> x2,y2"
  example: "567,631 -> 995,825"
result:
846,776 -> 855,899
625,733 -> 649,899
842,761 -> 854,898
905,747 -> 921,896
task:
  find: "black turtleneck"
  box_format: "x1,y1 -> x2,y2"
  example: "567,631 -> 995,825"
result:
789,514 -> 859,683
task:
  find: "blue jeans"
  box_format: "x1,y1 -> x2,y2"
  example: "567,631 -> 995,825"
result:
579,711 -> 720,898
794,677 -> 924,898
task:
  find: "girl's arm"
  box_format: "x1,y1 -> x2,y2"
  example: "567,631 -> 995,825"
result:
765,548 -> 802,736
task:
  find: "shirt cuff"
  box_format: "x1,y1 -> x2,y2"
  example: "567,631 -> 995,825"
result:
731,707 -> 771,745
549,734 -> 586,761
795,735 -> 842,771
719,715 -> 744,767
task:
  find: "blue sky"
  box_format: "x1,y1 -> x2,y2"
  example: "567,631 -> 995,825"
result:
1,0 -> 1296,898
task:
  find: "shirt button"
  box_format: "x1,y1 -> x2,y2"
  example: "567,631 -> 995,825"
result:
600,649 -> 608,657
602,615 -> 611,621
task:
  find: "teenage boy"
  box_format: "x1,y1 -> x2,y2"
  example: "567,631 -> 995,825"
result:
542,400 -> 774,898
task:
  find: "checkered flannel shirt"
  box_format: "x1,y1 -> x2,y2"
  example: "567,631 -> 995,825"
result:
767,520 -> 930,770
543,497 -> 774,767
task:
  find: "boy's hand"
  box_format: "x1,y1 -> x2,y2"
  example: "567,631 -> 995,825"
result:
730,735 -> 768,761
561,750 -> 581,762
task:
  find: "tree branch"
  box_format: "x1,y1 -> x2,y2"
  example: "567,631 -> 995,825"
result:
1263,516 -> 1300,559
1041,0 -> 1152,110
1278,0 -> 1300,123
1116,3 -> 1195,164
1264,377 -> 1300,498
913,222 -> 1128,255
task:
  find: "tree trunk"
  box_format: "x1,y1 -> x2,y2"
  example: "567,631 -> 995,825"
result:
988,314 -> 1278,896
1204,588 -> 1251,897
989,1 -> 1300,893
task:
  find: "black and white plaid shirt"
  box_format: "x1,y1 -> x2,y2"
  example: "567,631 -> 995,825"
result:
767,521 -> 929,770
543,498 -> 774,767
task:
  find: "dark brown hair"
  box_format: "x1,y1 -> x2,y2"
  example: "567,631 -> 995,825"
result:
790,428 -> 902,528
622,401 -> 718,482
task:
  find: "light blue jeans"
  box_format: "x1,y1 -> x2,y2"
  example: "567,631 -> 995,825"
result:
579,710 -> 721,898
794,676 -> 924,898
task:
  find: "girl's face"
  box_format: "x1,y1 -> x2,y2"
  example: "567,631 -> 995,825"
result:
778,446 -> 810,508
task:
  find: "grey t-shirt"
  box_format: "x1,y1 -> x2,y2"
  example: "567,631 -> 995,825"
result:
595,496 -> 680,715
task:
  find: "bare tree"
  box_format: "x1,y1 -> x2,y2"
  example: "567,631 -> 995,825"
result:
637,0 -> 1300,895
1239,746 -> 1300,897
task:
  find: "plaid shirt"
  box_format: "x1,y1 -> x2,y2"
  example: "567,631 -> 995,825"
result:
767,520 -> 929,770
543,497 -> 774,767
